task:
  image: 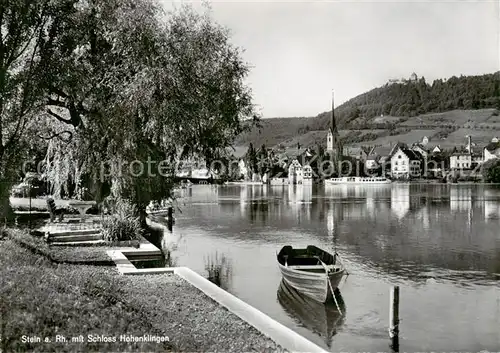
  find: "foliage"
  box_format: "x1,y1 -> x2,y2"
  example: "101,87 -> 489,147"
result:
101,199 -> 142,241
235,72 -> 500,151
244,143 -> 258,176
1,0 -> 259,218
481,159 -> 500,183
311,72 -> 500,129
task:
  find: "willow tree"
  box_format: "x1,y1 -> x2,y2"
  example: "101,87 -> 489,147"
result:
0,0 -> 80,219
38,0 -> 259,221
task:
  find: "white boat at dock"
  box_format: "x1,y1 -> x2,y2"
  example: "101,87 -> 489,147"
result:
325,176 -> 391,185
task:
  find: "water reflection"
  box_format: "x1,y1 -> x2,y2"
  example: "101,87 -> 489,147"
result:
204,252 -> 233,291
484,189 -> 500,221
277,280 -> 345,348
391,184 -> 410,219
449,186 -> 472,212
160,184 -> 500,351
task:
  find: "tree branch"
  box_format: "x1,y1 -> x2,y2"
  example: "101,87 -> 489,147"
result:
46,108 -> 72,124
37,130 -> 73,142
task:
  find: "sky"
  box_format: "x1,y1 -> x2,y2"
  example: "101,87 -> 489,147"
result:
160,0 -> 500,118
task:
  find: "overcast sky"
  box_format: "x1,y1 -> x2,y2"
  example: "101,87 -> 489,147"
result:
160,0 -> 499,118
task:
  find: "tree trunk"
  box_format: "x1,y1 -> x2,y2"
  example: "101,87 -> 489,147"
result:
0,181 -> 14,223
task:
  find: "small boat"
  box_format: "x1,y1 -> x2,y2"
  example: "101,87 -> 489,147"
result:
277,280 -> 345,347
146,200 -> 174,219
277,245 -> 346,303
325,176 -> 391,185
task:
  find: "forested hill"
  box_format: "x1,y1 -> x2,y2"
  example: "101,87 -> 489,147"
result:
309,72 -> 500,130
234,72 -> 500,148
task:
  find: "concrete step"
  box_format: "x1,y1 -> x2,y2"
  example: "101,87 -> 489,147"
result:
50,240 -> 106,247
45,229 -> 101,237
49,233 -> 102,243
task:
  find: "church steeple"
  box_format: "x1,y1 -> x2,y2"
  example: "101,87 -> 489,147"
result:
326,90 -> 343,160
330,90 -> 337,135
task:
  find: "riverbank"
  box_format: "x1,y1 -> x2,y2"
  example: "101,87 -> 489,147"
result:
0,230 -> 287,352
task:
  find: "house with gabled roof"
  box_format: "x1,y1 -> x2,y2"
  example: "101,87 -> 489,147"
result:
345,146 -> 371,161
391,146 -> 423,179
484,141 -> 500,163
287,156 -> 314,185
365,154 -> 381,171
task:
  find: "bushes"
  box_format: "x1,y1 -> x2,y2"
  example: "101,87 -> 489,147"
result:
101,199 -> 142,241
481,159 -> 500,183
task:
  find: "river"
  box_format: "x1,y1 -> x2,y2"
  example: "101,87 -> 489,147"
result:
157,184 -> 500,352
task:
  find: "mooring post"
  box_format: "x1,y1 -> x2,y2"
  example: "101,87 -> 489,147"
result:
389,286 -> 400,352
167,207 -> 173,230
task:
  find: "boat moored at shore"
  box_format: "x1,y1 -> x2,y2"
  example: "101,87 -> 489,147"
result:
277,245 -> 346,303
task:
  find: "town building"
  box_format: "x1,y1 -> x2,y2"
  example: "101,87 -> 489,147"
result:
365,155 -> 381,172
390,147 -> 422,179
287,158 -> 313,185
450,152 -> 472,170
484,142 -> 500,162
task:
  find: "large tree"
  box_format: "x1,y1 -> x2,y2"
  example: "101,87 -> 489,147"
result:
0,0 -> 79,219
1,0 -> 259,221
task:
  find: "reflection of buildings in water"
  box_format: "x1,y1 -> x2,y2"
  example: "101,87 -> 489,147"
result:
391,185 -> 410,219
288,184 -> 313,203
415,205 -> 430,230
483,190 -> 500,221
288,185 -> 312,221
366,196 -> 375,218
326,203 -> 344,236
483,200 -> 500,221
449,187 -> 472,212
240,186 -> 247,217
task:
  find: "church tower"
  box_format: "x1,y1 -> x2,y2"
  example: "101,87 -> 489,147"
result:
326,90 -> 343,160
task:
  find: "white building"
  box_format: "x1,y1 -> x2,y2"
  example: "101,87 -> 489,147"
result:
484,142 -> 500,163
450,152 -> 472,170
270,177 -> 288,185
238,159 -> 248,179
288,159 -> 313,185
390,147 -> 422,179
431,145 -> 442,153
365,155 -> 380,171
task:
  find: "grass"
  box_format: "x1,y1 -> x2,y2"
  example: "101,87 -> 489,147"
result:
0,232 -> 288,352
8,228 -> 115,265
0,238 -> 174,352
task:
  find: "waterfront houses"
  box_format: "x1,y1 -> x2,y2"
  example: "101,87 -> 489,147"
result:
450,151 -> 472,170
390,147 -> 422,179
287,158 -> 313,185
483,141 -> 500,162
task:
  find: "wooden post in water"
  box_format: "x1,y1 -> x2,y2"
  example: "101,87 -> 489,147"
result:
389,286 -> 400,352
167,206 -> 173,230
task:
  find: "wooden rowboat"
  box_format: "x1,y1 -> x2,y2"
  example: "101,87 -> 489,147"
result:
277,245 -> 346,303
277,279 -> 345,348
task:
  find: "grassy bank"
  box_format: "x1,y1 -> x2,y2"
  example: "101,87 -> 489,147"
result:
9,229 -> 114,265
0,231 -> 287,352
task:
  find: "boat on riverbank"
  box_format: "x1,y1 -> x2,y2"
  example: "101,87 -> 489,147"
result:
325,176 -> 391,185
276,245 -> 346,303
277,280 -> 345,347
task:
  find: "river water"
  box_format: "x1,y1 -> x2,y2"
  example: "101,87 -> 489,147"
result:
159,184 -> 500,352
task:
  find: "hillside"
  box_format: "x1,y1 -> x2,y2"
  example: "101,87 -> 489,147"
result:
233,72 -> 500,155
